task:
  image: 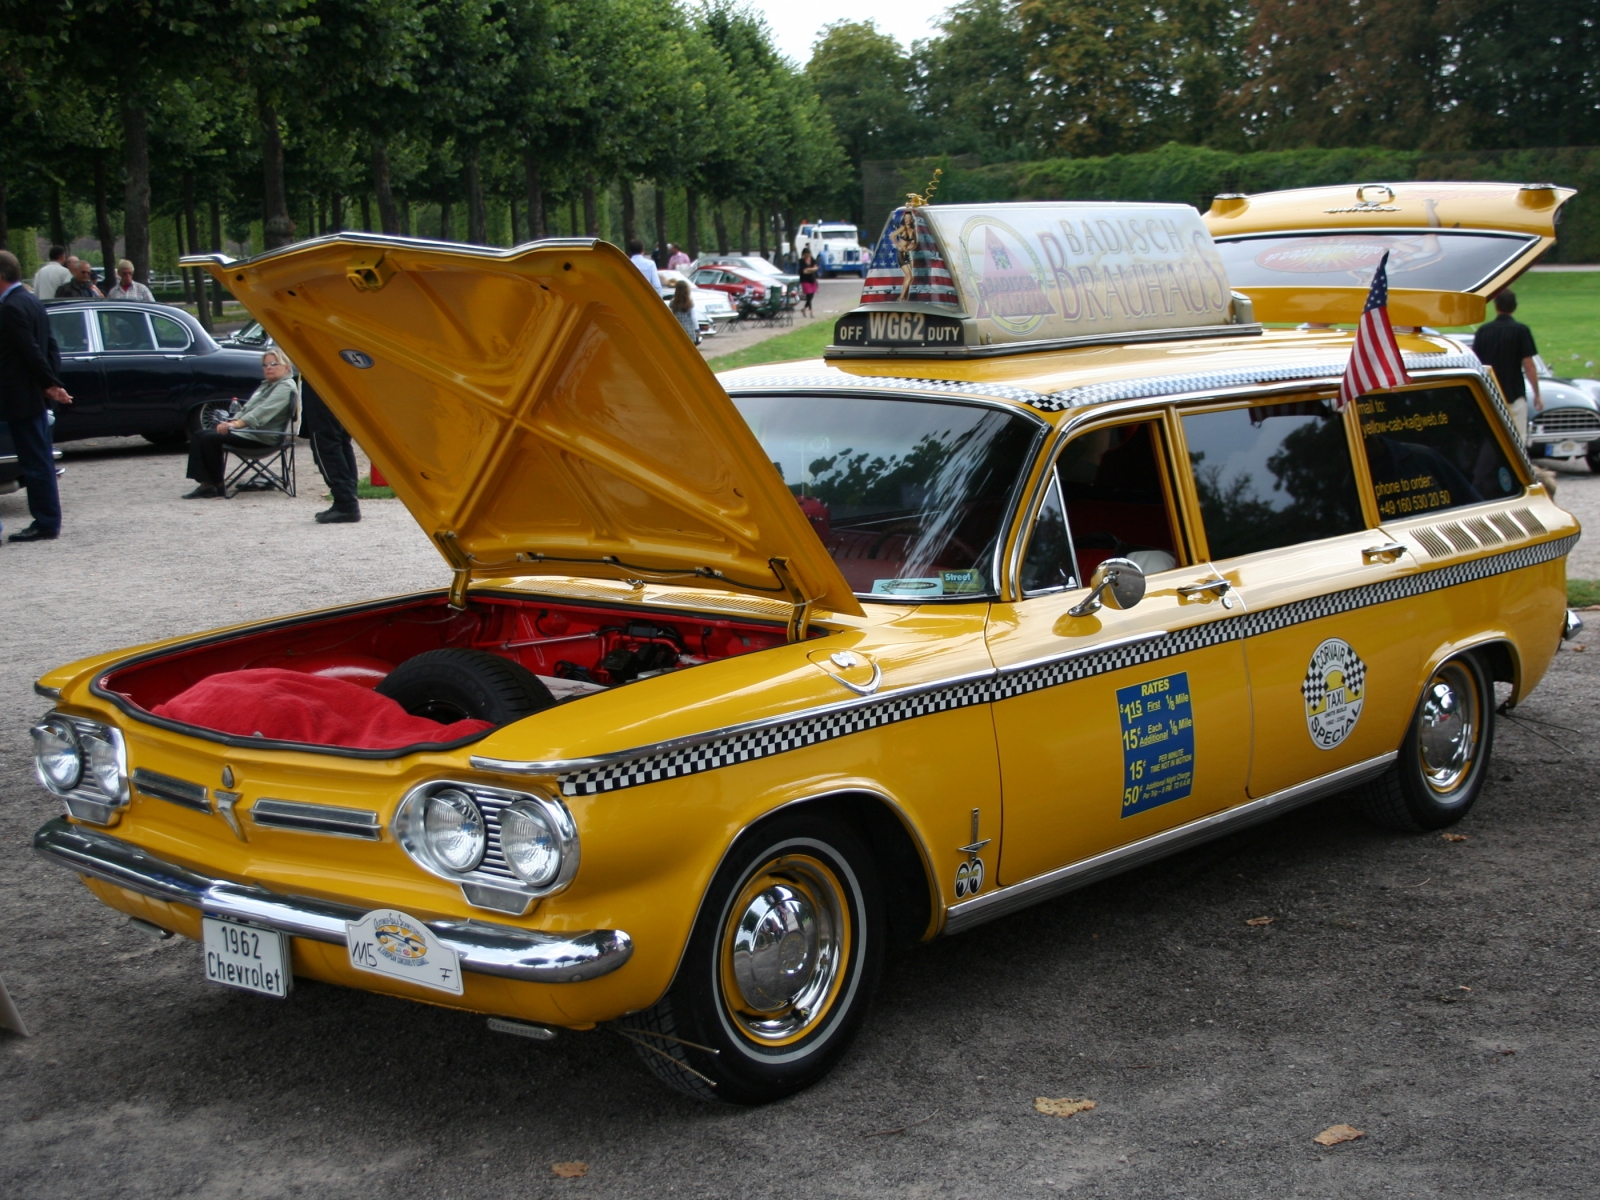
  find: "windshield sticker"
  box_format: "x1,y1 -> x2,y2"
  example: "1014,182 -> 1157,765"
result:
872,577 -> 943,596
940,569 -> 984,595
1117,672 -> 1195,818
1303,639 -> 1366,750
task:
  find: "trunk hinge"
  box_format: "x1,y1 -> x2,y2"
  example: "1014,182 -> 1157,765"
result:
768,557 -> 815,644
434,531 -> 473,610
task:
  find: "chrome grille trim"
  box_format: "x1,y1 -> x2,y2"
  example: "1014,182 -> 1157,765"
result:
132,767 -> 210,812
391,781 -> 579,905
1531,408 -> 1600,435
249,798 -> 380,840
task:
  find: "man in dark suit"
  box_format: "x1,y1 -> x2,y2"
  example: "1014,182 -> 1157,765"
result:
0,250 -> 73,541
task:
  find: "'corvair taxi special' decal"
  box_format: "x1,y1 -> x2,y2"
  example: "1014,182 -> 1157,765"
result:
1302,639 -> 1367,749
556,533 -> 1575,796
872,577 -> 943,596
1117,673 -> 1196,817
347,909 -> 463,995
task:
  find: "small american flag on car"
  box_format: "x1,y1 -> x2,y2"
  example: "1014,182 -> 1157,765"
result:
1336,250 -> 1412,410
860,206 -> 960,306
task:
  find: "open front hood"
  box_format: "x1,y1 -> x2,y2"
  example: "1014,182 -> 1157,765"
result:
188,236 -> 860,621
1204,181 -> 1575,326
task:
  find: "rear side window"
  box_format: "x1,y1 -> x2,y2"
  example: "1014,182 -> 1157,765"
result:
1182,399 -> 1365,560
151,314 -> 191,349
48,309 -> 89,352
97,310 -> 155,351
1359,385 -> 1521,517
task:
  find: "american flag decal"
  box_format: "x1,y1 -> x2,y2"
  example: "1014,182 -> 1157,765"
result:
861,206 -> 961,306
1336,250 -> 1412,409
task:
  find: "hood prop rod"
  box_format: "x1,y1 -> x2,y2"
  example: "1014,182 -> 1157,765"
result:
768,557 -> 814,644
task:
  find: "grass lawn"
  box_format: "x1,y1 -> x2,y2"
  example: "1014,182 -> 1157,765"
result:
1569,579 -> 1600,607
1441,270 -> 1600,375
705,319 -> 836,371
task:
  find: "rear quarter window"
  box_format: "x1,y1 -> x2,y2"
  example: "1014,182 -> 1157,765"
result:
1359,384 -> 1522,518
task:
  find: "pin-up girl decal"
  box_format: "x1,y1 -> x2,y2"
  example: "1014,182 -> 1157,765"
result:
893,209 -> 919,300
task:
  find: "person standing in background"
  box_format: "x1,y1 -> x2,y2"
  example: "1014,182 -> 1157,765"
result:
301,375 -> 361,524
797,248 -> 819,316
627,238 -> 661,290
54,259 -> 103,299
1473,290 -> 1540,442
104,260 -> 154,302
667,243 -> 690,271
0,250 -> 73,542
669,279 -> 699,344
32,246 -> 71,299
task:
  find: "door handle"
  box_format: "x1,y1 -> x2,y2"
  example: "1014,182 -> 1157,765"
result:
1361,541 -> 1407,564
1176,577 -> 1233,608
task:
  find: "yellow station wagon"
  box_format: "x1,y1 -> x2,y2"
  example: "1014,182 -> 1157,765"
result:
31,183 -> 1581,1103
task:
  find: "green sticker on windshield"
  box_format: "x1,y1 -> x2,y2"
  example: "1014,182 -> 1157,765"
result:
940,569 -> 984,594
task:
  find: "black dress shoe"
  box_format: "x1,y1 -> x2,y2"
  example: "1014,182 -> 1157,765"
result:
315,506 -> 361,524
8,524 -> 59,542
183,485 -> 219,499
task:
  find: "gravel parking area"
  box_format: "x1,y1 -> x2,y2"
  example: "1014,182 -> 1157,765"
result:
1,439 -> 1596,1198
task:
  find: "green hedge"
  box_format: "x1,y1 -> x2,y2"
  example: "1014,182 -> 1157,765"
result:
904,144 -> 1600,262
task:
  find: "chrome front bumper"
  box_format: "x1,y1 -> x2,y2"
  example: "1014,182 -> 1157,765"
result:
32,818 -> 632,984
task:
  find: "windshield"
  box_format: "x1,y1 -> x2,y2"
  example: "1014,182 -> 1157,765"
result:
731,394 -> 1038,599
228,321 -> 271,346
1215,230 -> 1537,293
821,230 -> 857,240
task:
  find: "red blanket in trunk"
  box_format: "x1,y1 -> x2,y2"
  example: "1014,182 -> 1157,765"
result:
152,668 -> 494,749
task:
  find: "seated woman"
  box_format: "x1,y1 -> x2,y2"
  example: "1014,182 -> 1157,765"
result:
184,350 -> 298,498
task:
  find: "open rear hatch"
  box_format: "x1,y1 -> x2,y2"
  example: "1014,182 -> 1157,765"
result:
1203,181 -> 1575,326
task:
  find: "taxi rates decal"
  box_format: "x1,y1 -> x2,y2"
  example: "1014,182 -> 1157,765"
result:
1302,638 -> 1366,749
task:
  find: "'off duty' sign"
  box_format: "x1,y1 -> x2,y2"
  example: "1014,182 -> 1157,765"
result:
834,310 -> 965,348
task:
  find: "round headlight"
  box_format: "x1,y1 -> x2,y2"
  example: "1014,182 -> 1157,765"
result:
499,802 -> 561,887
33,719 -> 82,792
423,788 -> 486,873
83,734 -> 126,802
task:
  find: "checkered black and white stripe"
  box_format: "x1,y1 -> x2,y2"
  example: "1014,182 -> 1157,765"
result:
1030,351 -> 1483,412
555,533 -> 1577,796
723,373 -> 1049,408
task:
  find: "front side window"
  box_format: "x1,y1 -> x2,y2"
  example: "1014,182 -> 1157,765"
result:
1183,399 -> 1365,561
48,309 -> 90,353
97,310 -> 155,351
1359,385 -> 1521,518
1055,421 -> 1181,581
1021,472 -> 1074,593
732,395 -> 1038,599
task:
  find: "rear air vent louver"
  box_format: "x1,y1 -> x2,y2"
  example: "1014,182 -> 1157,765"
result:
1510,506 -> 1546,535
1463,517 -> 1503,545
1411,527 -> 1453,558
1440,523 -> 1478,552
1489,513 -> 1524,541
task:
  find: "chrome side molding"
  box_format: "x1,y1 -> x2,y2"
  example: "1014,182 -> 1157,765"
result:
250,798 -> 381,840
943,752 -> 1397,936
31,818 -> 631,984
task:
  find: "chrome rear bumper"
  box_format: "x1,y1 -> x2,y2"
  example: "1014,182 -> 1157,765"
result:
32,817 -> 632,984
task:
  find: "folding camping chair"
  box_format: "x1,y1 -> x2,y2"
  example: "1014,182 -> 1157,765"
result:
220,385 -> 301,497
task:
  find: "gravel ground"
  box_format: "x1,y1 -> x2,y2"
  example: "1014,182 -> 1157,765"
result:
0,440 -> 1596,1198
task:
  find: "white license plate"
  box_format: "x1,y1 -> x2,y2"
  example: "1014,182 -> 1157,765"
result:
346,909 -> 463,995
202,916 -> 290,998
1556,440 -> 1583,457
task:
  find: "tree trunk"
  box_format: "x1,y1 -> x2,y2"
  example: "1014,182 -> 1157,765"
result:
654,184 -> 668,263
465,144 -> 487,244
258,95 -> 294,249
122,97 -> 152,281
184,174 -> 211,332
0,172 -> 7,250
509,195 -> 520,245
713,203 -> 729,254
621,182 -> 636,246
49,183 -> 66,249
331,192 -> 343,232
400,199 -> 411,238
582,175 -> 599,237
740,206 -> 751,255
93,159 -> 116,275
175,215 -> 193,305
686,187 -> 700,260
780,206 -> 797,268
209,198 -> 225,318
523,151 -> 545,239
361,194 -> 372,231
370,138 -> 400,234
758,202 -> 768,260
568,196 -> 578,237
440,200 -> 452,241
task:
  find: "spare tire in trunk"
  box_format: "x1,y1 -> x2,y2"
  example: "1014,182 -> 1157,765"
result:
376,649 -> 556,726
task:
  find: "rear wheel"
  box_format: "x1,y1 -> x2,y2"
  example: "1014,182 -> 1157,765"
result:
618,811 -> 883,1104
1354,653 -> 1493,831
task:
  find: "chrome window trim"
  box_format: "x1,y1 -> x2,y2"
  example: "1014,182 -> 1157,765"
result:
943,752 -> 1399,935
31,817 -> 630,984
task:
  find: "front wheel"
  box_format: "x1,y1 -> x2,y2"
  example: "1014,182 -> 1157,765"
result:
1354,653 -> 1494,831
618,812 -> 883,1104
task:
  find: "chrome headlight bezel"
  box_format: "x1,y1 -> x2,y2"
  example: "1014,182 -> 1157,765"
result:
32,712 -> 129,825
393,781 -> 579,903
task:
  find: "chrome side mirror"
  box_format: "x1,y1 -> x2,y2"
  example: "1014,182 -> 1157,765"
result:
1068,557 -> 1146,618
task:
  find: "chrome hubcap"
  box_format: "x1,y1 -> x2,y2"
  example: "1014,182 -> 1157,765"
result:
721,854 -> 847,1045
1416,663 -> 1479,794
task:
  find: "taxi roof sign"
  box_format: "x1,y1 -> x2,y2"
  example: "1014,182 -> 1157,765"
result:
830,202 -> 1254,358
